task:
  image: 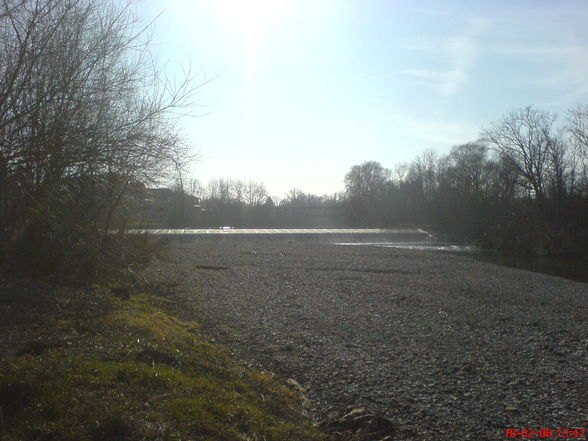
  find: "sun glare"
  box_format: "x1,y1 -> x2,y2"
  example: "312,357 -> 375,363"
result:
216,0 -> 288,75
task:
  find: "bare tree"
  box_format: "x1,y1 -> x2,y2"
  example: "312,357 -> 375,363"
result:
218,178 -> 232,202
187,177 -> 204,199
444,143 -> 489,199
245,180 -> 268,206
485,156 -> 519,206
545,134 -> 570,198
206,179 -> 219,200
482,107 -> 557,201
566,105 -> 588,193
392,162 -> 409,185
281,188 -> 306,206
408,149 -> 439,202
0,0 -> 204,276
231,179 -> 245,204
206,178 -> 233,201
344,161 -> 390,202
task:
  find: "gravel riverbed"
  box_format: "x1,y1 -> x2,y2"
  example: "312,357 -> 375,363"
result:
152,239 -> 588,441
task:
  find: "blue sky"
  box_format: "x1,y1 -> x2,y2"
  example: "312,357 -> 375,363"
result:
137,0 -> 588,198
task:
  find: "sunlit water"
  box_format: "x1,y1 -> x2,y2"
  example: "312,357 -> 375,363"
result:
334,241 -> 477,252
334,241 -> 588,284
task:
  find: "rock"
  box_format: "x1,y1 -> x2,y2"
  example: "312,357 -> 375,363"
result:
285,378 -> 311,408
321,406 -> 395,441
286,378 -> 307,393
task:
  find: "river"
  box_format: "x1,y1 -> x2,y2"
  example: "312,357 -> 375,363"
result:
334,241 -> 588,284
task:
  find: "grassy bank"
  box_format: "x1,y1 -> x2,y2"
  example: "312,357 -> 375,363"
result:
0,277 -> 328,441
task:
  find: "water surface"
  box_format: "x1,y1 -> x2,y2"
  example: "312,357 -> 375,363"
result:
335,241 -> 588,284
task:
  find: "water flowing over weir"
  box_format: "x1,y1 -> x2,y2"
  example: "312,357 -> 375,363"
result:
129,228 -> 435,243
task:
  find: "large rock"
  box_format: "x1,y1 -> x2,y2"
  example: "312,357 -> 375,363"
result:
320,406 -> 394,441
285,378 -> 312,409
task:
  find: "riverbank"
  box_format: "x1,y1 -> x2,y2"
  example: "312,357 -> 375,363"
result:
0,275 -> 327,441
159,239 -> 588,441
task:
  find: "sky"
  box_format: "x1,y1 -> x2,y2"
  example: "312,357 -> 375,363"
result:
136,0 -> 588,198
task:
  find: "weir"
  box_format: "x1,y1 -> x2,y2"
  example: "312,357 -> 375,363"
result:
130,228 -> 434,243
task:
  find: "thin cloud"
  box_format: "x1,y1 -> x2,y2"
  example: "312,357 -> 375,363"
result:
400,19 -> 487,97
398,35 -> 476,97
568,83 -> 588,98
410,7 -> 452,17
386,113 -> 479,146
488,43 -> 588,56
440,36 -> 477,96
490,42 -> 588,99
397,68 -> 445,91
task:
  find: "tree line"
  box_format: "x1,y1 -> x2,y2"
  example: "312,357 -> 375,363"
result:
172,104 -> 587,255
343,106 -> 588,256
174,178 -> 342,228
185,105 -> 587,256
185,178 -> 340,208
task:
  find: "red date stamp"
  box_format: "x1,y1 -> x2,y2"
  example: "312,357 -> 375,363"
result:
505,428 -> 586,438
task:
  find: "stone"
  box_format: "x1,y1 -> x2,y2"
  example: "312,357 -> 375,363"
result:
321,406 -> 395,441
285,378 -> 311,408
